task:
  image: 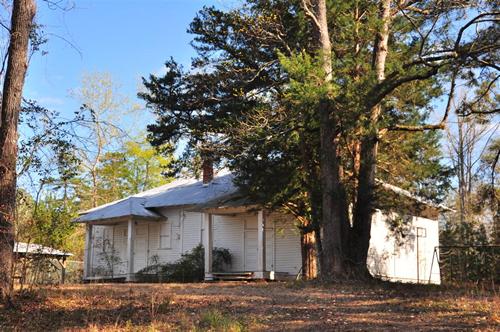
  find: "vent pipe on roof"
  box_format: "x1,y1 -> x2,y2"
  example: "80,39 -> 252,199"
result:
202,159 -> 214,186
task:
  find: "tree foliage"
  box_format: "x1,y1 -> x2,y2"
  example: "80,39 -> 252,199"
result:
16,79 -> 175,261
16,191 -> 82,257
74,138 -> 174,208
141,0 -> 498,278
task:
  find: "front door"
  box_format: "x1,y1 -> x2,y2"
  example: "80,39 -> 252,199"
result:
244,229 -> 258,271
243,217 -> 275,272
134,224 -> 148,272
416,227 -> 427,283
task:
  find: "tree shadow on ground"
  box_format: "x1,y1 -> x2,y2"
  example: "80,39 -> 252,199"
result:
0,282 -> 497,331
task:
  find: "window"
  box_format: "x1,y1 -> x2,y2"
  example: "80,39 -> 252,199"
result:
102,228 -> 112,252
416,227 -> 427,238
159,220 -> 172,249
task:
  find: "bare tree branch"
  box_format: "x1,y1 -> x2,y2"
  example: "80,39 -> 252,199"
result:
301,0 -> 321,31
385,70 -> 458,132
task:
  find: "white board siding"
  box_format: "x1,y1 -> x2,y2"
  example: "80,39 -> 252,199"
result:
266,228 -> 275,271
148,223 -> 161,265
271,213 -> 302,275
90,225 -> 116,275
88,212 -> 305,278
134,224 -> 148,272
243,216 -> 258,271
113,225 -> 128,275
149,208 -> 183,267
182,211 -> 203,253
90,226 -> 103,274
367,211 -> 441,284
213,215 -> 245,271
88,209 -> 440,284
244,228 -> 258,271
89,225 -> 128,276
211,213 -> 278,273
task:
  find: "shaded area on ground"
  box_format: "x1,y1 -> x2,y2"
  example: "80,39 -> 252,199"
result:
0,281 -> 498,331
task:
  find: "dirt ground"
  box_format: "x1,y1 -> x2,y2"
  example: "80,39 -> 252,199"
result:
0,281 -> 498,331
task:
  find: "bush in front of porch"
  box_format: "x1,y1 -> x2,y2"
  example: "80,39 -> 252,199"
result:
136,245 -> 231,283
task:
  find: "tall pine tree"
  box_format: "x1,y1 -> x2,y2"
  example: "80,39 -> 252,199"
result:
140,0 -> 498,279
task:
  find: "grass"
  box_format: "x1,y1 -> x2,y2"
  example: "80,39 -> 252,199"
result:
197,309 -> 247,332
0,281 -> 498,331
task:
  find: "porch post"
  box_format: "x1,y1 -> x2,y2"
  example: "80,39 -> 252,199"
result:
83,223 -> 93,279
255,209 -> 267,279
203,212 -> 213,280
126,218 -> 135,282
60,257 -> 67,284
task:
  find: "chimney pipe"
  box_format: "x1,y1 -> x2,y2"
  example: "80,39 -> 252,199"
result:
202,159 -> 214,186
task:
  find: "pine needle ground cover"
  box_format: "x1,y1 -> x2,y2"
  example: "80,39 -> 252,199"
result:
0,282 -> 498,331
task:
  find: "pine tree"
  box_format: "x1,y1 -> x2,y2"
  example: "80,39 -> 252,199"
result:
140,0 -> 499,279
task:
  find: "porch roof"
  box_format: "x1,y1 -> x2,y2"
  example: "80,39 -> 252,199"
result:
75,196 -> 163,223
188,193 -> 257,213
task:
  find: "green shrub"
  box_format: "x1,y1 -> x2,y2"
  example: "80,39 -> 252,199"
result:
137,244 -> 232,283
213,246 -> 232,272
198,309 -> 245,331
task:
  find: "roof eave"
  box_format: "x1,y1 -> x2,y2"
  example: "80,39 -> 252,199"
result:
74,213 -> 163,224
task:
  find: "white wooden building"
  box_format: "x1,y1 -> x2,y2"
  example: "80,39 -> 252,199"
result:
76,169 -> 444,284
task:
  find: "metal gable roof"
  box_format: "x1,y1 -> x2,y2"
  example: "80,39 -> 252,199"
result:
144,171 -> 238,208
75,169 -> 450,224
75,170 -> 238,223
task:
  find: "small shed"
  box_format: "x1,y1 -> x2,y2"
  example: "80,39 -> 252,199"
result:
13,242 -> 73,284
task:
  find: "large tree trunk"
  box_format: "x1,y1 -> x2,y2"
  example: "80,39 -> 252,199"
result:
351,0 -> 391,275
320,105 -> 350,278
0,0 -> 36,305
298,130 -> 323,278
302,185 -> 322,279
301,229 -> 318,278
304,0 -> 351,279
315,0 -> 343,278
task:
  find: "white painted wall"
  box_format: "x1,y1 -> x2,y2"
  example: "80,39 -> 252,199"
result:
113,224 -> 128,275
271,213 -> 302,275
89,210 -> 302,277
212,214 -> 245,271
182,211 -> 203,253
367,210 -> 441,284
211,212 -> 301,276
88,208 -> 439,283
148,208 -> 183,268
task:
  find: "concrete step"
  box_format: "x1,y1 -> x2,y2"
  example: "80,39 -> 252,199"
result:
212,272 -> 254,280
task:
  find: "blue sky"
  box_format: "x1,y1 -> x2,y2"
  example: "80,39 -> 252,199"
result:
21,1 -> 497,179
24,0 -> 238,133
